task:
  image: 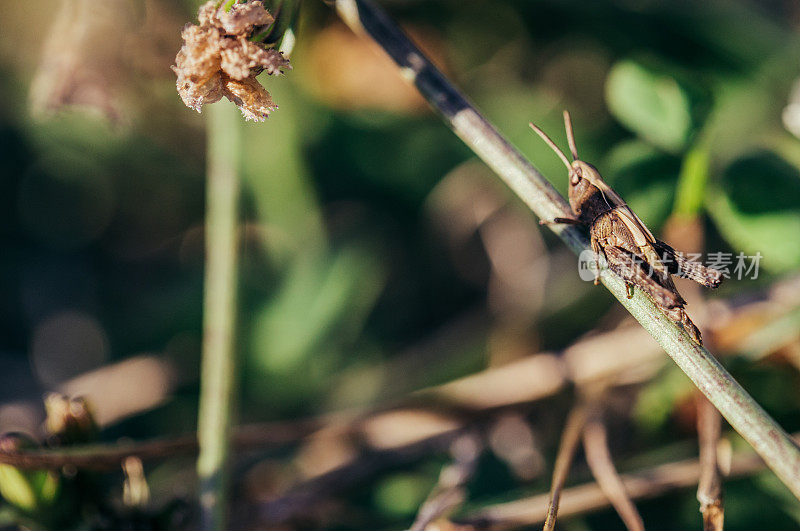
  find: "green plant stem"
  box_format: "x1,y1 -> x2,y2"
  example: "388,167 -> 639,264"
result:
197,102 -> 242,530
325,0 -> 800,500
673,145 -> 711,218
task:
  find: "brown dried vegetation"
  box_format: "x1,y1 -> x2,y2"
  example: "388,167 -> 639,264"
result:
173,0 -> 290,121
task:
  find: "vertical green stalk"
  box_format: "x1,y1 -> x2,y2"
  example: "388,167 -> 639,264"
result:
197,102 -> 242,530
672,145 -> 711,219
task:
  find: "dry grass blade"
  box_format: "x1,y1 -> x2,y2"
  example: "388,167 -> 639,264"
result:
543,403 -> 588,531
582,409 -> 644,531
0,279 -> 791,473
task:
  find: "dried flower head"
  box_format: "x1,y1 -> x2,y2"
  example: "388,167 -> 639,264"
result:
218,1 -> 274,34
173,0 -> 290,121
223,76 -> 277,122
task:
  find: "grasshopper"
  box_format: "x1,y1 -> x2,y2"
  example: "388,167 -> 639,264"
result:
530,111 -> 722,344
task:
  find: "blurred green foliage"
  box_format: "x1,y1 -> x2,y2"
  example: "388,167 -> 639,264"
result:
1,0 -> 800,528
709,152 -> 800,273
606,60 -> 695,153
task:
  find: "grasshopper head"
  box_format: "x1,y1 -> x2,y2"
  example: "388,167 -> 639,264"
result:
529,111 -> 606,218
567,159 -> 605,215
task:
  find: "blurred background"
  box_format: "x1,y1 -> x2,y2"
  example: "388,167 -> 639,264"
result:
1,0 -> 800,528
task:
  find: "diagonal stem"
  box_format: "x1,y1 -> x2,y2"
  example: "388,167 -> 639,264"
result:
324,0 -> 800,501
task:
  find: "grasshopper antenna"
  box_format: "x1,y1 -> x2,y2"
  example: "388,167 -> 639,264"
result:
563,110 -> 579,161
529,121 -> 571,171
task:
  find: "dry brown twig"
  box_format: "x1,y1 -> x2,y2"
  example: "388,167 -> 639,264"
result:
697,395 -> 725,531
542,402 -> 588,531
0,421 -> 320,471
582,404 -> 645,531
460,433 -> 799,528
409,433 -> 483,531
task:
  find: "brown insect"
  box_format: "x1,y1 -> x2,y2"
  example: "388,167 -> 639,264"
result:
530,111 -> 722,344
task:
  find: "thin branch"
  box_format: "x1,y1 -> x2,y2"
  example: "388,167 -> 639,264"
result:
582,408 -> 644,531
409,434 -> 482,531
0,421 -> 320,471
197,102 -> 243,530
543,402 -> 588,531
0,436 -> 196,471
325,0 -> 800,501
697,395 -> 725,531
461,434 -> 792,528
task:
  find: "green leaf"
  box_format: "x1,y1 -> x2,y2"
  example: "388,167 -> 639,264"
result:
0,465 -> 37,512
373,473 -> 434,517
707,151 -> 800,273
30,472 -> 59,507
0,466 -> 59,514
606,61 -> 693,153
634,363 -> 693,434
